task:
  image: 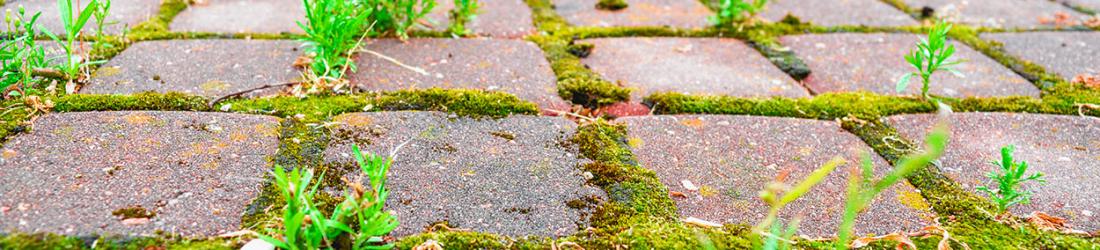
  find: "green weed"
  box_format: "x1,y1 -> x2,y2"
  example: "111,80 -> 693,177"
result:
755,157 -> 846,249
896,21 -> 962,100
448,0 -> 479,37
43,0 -> 104,89
260,144 -> 399,249
91,0 -> 114,52
299,0 -> 373,82
361,0 -> 436,40
976,145 -> 1045,215
710,0 -> 767,26
835,121 -> 949,249
1,7 -> 50,97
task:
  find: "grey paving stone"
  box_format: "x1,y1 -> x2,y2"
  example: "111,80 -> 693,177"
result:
620,115 -> 933,237
780,33 -> 1039,98
421,0 -> 535,38
761,0 -> 918,27
0,111 -> 281,237
349,38 -> 568,112
324,111 -> 605,237
1,0 -> 160,35
83,39 -> 301,98
901,0 -> 1089,28
1064,0 -> 1100,11
579,37 -> 809,104
554,0 -> 712,28
170,0 -> 305,34
886,112 -> 1100,232
982,32 -> 1100,80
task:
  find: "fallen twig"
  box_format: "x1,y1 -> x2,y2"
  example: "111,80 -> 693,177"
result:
361,49 -> 429,76
207,82 -> 298,108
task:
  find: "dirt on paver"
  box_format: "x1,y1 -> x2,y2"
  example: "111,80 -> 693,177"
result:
170,0 -> 306,34
620,115 -> 933,237
982,32 -> 1100,80
887,112 -> 1100,232
83,39 -> 302,98
761,0 -> 917,27
350,38 -> 568,113
780,33 -> 1039,98
553,0 -> 712,28
0,111 -> 280,237
324,111 -> 605,237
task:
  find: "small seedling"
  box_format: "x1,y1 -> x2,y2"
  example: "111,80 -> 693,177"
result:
91,0 -> 114,52
1,7 -> 50,96
835,123 -> 949,249
709,0 -> 767,26
896,21 -> 962,100
298,0 -> 373,81
43,0 -> 101,84
977,145 -> 1045,215
448,0 -> 478,37
755,157 -> 846,250
595,0 -> 628,10
363,0 -> 436,40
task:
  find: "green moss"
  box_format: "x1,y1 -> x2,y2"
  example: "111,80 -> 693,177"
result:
111,205 -> 156,219
571,121 -> 677,225
225,88 -> 538,122
527,35 -> 631,107
395,231 -> 547,249
596,0 -> 629,10
0,233 -> 239,250
0,98 -> 35,144
646,91 -> 936,120
130,0 -> 188,35
52,92 -> 210,112
523,0 -> 570,32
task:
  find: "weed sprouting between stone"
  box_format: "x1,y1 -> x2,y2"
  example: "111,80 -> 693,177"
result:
710,0 -> 767,26
0,7 -> 49,97
44,0 -> 107,92
896,21 -> 962,100
754,157 -> 845,249
361,0 -> 436,40
448,0 -> 479,37
976,145 -> 1045,215
299,0 -> 373,83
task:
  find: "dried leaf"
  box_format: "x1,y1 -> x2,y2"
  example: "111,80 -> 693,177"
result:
1027,211 -> 1068,231
412,240 -> 443,250
669,191 -> 688,198
684,217 -> 723,228
848,233 -> 915,249
1073,74 -> 1100,89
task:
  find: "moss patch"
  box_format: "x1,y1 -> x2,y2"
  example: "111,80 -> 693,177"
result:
0,233 -> 240,250
224,88 -> 539,122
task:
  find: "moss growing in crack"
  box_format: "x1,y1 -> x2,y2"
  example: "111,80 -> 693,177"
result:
395,231 -> 547,249
0,233 -> 240,249
130,0 -> 188,35
52,92 -> 210,112
646,92 -> 936,120
524,0 -> 571,32
224,88 -> 539,122
595,0 -> 628,11
571,121 -> 677,225
528,35 -> 630,107
0,99 -> 35,143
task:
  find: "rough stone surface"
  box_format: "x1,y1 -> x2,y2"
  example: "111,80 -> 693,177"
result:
901,0 -> 1088,28
349,38 -> 568,112
83,40 -> 301,98
886,113 -> 1100,232
579,37 -> 809,103
1064,0 -> 1100,11
0,111 -> 281,237
422,0 -> 535,38
982,32 -> 1100,80
170,0 -> 305,34
761,0 -> 918,27
780,33 -> 1039,98
1,0 -> 159,34
620,115 -> 932,237
324,111 -> 604,237
554,0 -> 712,28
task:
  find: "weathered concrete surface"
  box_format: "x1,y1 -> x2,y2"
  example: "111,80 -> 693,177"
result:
170,0 -> 305,33
0,111 -> 281,237
761,0 -> 918,27
579,37 -> 809,103
982,32 -> 1100,80
780,33 -> 1039,98
83,39 -> 301,98
422,0 -> 535,38
324,111 -> 605,237
349,38 -> 568,112
620,115 -> 932,237
554,0 -> 712,28
901,0 -> 1089,28
1064,0 -> 1100,11
2,0 -> 159,34
886,112 -> 1100,232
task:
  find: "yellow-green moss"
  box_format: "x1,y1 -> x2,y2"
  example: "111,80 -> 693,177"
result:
130,0 -> 188,35
0,233 -> 240,250
52,92 -> 209,112
527,35 -> 630,107
224,88 -> 539,122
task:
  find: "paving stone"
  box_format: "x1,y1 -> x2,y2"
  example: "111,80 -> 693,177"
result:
982,32 -> 1100,80
324,111 -> 604,237
579,37 -> 809,106
901,0 -> 1088,28
83,39 -> 301,98
170,0 -> 305,34
1,0 -> 160,34
421,0 -> 535,38
1064,0 -> 1100,11
554,0 -> 712,28
0,111 -> 281,237
349,38 -> 568,112
761,0 -> 918,27
619,115 -> 932,236
780,33 -> 1039,98
885,112 -> 1100,232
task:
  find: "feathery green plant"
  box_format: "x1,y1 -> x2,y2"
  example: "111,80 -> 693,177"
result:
90,0 -> 112,52
1,7 -> 49,96
261,144 -> 399,250
299,0 -> 373,80
709,0 -> 767,26
977,145 -> 1045,215
835,123 -> 949,249
896,21 -> 962,100
361,0 -> 435,40
448,0 -> 478,37
755,157 -> 846,250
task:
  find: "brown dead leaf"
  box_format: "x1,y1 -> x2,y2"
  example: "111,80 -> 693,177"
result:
848,232 -> 915,249
1027,211 -> 1068,231
669,191 -> 688,198
1073,74 -> 1100,89
1086,17 -> 1100,28
1039,12 -> 1079,27
293,56 -> 313,68
680,118 -> 705,128
412,240 -> 443,250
